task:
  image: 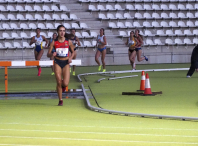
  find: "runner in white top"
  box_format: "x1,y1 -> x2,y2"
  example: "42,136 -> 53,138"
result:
95,28 -> 107,72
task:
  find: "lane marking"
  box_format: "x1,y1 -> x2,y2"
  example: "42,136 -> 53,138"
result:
0,136 -> 198,145
0,144 -> 51,146
0,123 -> 198,131
0,129 -> 198,138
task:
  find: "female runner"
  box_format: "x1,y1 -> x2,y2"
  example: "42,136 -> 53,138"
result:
47,25 -> 75,106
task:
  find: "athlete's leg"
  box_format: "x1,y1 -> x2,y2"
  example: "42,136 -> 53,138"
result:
34,51 -> 39,70
72,51 -> 77,73
136,49 -> 145,62
95,50 -> 101,66
54,63 -> 63,101
101,49 -> 106,70
62,64 -> 70,88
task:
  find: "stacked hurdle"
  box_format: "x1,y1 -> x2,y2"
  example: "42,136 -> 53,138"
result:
0,60 -> 81,93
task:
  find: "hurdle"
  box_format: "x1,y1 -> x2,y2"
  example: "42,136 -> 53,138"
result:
0,60 -> 81,93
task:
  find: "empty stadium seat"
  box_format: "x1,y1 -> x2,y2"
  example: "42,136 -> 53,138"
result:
44,14 -> 52,20
169,21 -> 177,27
152,4 -> 161,10
126,4 -> 134,10
23,42 -> 32,49
97,5 -> 106,11
152,13 -> 160,19
143,21 -> 152,28
135,4 -> 143,10
152,21 -> 160,27
116,13 -> 125,19
144,13 -> 152,19
8,14 -> 17,20
193,38 -> 198,44
17,14 -> 26,20
52,14 -> 61,20
178,21 -> 186,27
0,14 -> 8,20
30,32 -> 36,37
90,31 -> 98,38
25,5 -> 34,11
54,23 -> 61,28
119,31 -> 127,37
70,14 -> 78,20
154,39 -> 163,45
34,5 -> 42,11
115,4 -> 124,10
10,23 -> 19,29
2,23 -> 11,29
187,21 -> 194,27
51,5 -> 61,11
184,38 -> 193,45
169,12 -> 177,18
82,32 -> 91,38
13,42 -> 22,49
169,4 -> 177,10
26,14 -> 35,20
124,13 -> 133,19
186,4 -> 194,10
175,38 -> 184,45
175,29 -> 184,36
84,41 -> 94,47
7,5 -> 16,11
20,23 -> 29,29
106,4 -> 115,11
107,13 -> 116,19
133,21 -> 142,28
165,38 -> 174,45
16,5 -> 24,11
63,23 -> 71,29
117,22 -> 126,28
29,23 -> 37,29
144,4 -> 152,10
161,4 -> 169,10
43,5 -> 51,11
186,12 -> 195,18
135,13 -> 143,19
178,12 -> 187,18
178,4 -> 186,10
61,14 -> 69,20
184,29 -> 193,36
46,23 -> 56,29
20,32 -> 30,38
109,22 -> 118,28
145,30 -> 154,36
193,29 -> 198,36
3,32 -> 11,39
89,5 -> 97,11
125,21 -> 134,28
0,5 -> 6,11
145,39 -> 155,46
166,30 -> 175,36
161,12 -> 169,19
72,23 -> 81,29
35,14 -> 44,20
5,42 -> 13,49
60,5 -> 70,11
75,32 -> 82,38
38,23 -> 46,29
80,23 -> 89,29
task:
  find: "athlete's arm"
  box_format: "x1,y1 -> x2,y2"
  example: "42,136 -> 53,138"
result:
69,40 -> 75,63
42,36 -> 49,48
47,40 -> 55,58
48,39 -> 51,47
29,36 -> 36,46
138,36 -> 143,45
76,37 -> 81,46
134,38 -> 139,48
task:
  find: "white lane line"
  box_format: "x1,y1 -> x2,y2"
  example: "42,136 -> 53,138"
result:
0,136 -> 198,145
0,123 -> 198,131
0,144 -> 51,146
0,129 -> 198,138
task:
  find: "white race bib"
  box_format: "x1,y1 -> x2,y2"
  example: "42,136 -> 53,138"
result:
56,48 -> 69,57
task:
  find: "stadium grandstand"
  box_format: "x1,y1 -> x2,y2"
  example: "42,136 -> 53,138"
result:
0,0 -> 197,65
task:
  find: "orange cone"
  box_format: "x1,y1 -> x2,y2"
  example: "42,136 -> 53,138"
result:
137,71 -> 145,91
143,73 -> 155,96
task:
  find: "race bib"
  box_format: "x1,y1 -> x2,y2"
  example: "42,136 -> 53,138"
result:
56,48 -> 69,57
36,40 -> 41,45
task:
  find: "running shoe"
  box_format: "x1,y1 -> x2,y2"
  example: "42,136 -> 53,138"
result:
37,68 -> 41,76
98,65 -> 102,71
144,56 -> 148,61
58,100 -> 63,106
186,75 -> 191,78
73,71 -> 75,76
102,69 -> 106,72
51,72 -> 55,75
